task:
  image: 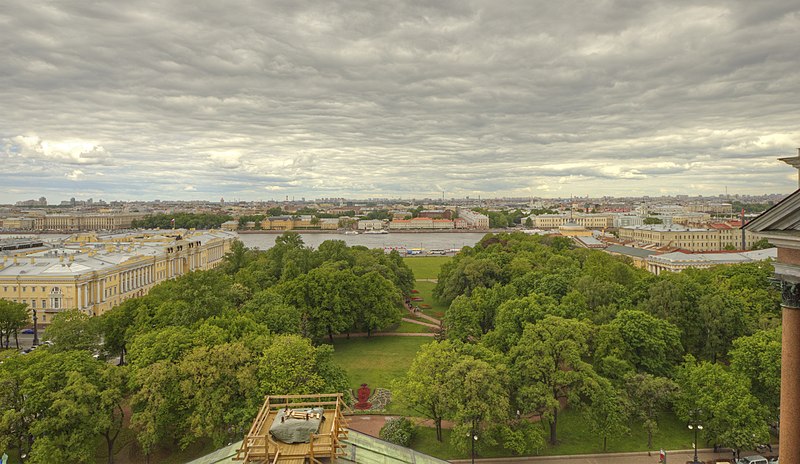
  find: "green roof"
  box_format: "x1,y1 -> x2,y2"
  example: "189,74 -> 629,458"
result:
183,430 -> 449,464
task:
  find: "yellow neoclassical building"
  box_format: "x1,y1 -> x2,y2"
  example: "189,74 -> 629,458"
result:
618,224 -> 763,251
0,230 -> 236,325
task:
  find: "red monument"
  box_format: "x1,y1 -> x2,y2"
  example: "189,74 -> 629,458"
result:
354,383 -> 372,410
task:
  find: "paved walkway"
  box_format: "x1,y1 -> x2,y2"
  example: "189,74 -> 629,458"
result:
401,317 -> 440,328
412,311 -> 443,324
448,446 -> 778,464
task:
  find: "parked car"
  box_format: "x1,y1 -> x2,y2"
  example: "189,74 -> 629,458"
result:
21,328 -> 35,334
737,456 -> 768,464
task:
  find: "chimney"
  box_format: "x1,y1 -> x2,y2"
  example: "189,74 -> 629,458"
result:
69,255 -> 75,262
59,255 -> 64,263
30,257 -> 35,265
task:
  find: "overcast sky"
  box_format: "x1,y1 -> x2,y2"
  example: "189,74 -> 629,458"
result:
1,1 -> 799,203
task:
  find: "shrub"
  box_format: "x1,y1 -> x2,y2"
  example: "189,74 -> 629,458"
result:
379,417 -> 414,447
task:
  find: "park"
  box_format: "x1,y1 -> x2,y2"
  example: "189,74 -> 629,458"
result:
0,232 -> 782,463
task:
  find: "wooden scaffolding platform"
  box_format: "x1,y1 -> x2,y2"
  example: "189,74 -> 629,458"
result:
234,393 -> 350,464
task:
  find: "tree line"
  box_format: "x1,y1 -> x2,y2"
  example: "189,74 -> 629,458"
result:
393,232 -> 780,455
0,233 -> 412,463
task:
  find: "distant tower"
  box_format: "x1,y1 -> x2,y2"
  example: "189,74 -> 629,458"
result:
220,197 -> 225,205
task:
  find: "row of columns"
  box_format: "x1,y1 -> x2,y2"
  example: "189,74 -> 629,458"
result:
120,265 -> 156,294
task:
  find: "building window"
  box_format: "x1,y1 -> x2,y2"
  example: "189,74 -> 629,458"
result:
50,287 -> 63,310
22,286 -> 26,292
31,300 -> 36,308
42,299 -> 47,309
41,286 -> 46,292
22,300 -> 26,305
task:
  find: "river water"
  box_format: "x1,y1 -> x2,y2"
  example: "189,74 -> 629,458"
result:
238,232 -> 488,252
4,231 -> 490,254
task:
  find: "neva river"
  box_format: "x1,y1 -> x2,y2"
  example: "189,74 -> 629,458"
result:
238,232 -> 489,252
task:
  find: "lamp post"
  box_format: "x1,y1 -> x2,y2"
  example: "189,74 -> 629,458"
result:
688,410 -> 703,464
470,419 -> 478,464
32,308 -> 39,346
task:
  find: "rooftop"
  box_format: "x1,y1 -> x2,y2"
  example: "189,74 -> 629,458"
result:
0,230 -> 236,277
648,248 -> 777,265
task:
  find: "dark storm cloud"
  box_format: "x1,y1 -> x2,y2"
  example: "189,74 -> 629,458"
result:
1,0 -> 798,202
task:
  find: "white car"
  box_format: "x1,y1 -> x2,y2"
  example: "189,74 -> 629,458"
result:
736,456 -> 768,464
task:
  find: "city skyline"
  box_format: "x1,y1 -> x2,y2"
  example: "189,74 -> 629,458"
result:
1,1 -> 799,203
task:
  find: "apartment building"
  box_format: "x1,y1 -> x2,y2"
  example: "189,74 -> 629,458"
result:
389,218 -> 435,230
0,230 -> 236,325
529,213 -> 614,230
646,248 -> 777,275
357,219 -> 385,231
619,224 -> 763,251
457,209 -> 490,229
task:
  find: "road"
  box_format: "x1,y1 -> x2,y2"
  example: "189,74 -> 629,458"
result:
449,447 -> 779,464
4,332 -> 38,350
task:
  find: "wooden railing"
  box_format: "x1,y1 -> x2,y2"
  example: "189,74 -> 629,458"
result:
235,393 -> 349,463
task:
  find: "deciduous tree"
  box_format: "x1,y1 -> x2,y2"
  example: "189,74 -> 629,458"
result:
729,327 -> 781,424
509,316 -> 594,445
583,378 -> 629,451
675,356 -> 770,452
595,310 -> 682,376
44,308 -> 101,353
0,299 -> 28,349
446,355 -> 510,455
626,373 -> 678,449
393,340 -> 462,442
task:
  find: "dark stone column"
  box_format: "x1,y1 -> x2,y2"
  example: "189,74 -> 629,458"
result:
780,278 -> 800,464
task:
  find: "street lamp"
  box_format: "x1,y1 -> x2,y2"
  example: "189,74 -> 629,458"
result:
470,418 -> 478,464
32,308 -> 39,346
471,432 -> 478,464
689,424 -> 703,464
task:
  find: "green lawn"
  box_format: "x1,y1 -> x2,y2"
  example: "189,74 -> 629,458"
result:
327,337 -> 431,391
328,336 -> 431,415
409,408 -> 696,459
403,256 -> 451,280
411,281 -> 448,319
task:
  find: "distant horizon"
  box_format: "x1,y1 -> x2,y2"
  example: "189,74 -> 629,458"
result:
2,191 -> 792,207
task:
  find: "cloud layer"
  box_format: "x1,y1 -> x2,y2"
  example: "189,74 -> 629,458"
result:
1,0 -> 799,202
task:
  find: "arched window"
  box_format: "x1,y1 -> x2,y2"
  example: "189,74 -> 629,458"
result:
50,286 -> 63,310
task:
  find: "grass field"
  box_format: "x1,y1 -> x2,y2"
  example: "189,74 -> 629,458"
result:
411,281 -> 448,319
403,256 -> 451,280
327,337 -> 431,391
410,408 -> 695,459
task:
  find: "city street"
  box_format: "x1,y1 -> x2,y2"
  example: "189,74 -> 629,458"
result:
4,332 -> 38,351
